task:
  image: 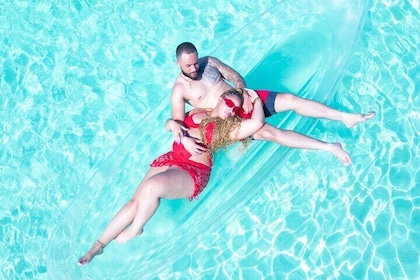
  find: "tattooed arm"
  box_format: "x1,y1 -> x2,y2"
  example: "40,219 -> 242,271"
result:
206,56 -> 246,88
207,56 -> 253,114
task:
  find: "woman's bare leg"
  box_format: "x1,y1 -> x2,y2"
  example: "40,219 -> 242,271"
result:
78,166 -> 170,265
115,167 -> 195,243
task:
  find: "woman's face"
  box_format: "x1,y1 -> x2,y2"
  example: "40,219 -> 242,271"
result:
216,93 -> 242,119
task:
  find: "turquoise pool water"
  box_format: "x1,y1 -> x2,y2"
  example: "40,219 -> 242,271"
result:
1,0 -> 418,279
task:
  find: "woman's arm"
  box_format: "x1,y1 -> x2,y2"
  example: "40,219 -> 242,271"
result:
229,96 -> 265,140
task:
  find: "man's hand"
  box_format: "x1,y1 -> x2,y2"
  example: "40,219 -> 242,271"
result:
166,119 -> 208,154
181,136 -> 207,155
166,119 -> 188,143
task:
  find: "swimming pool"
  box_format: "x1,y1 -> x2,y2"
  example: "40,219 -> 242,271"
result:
1,0 -> 418,279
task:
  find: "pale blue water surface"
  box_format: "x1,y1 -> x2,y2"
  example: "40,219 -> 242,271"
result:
0,0 -> 419,279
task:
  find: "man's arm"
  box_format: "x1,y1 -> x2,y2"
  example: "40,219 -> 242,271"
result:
169,83 -> 188,140
171,83 -> 187,122
207,56 -> 246,88
207,56 -> 253,113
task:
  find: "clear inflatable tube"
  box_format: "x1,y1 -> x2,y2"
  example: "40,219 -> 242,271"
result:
47,1 -> 369,278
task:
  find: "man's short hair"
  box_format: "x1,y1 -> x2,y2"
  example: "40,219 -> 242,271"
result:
176,42 -> 197,59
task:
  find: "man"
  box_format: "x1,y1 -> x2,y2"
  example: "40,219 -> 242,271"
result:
170,42 -> 375,166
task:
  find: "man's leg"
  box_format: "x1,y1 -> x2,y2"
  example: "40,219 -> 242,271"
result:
252,123 -> 352,166
273,93 -> 375,128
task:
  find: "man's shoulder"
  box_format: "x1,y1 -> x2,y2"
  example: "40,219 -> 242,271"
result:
172,78 -> 187,96
172,79 -> 197,101
199,56 -> 222,73
199,55 -> 218,63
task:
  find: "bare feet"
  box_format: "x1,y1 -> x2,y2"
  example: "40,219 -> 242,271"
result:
328,143 -> 352,166
343,111 -> 375,128
78,240 -> 105,266
114,228 -> 143,244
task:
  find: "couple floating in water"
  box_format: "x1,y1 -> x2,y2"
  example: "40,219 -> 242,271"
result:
78,88 -> 265,265
78,42 -> 375,265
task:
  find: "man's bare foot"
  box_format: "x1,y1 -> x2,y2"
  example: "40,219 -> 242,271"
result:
328,143 -> 352,166
343,111 -> 375,128
78,240 -> 105,266
114,228 -> 143,244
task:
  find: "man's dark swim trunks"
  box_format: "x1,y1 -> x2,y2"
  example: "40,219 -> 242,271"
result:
239,89 -> 279,119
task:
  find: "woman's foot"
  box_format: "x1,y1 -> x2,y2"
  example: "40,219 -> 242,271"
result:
343,111 -> 375,128
114,228 -> 143,244
328,143 -> 352,166
78,240 -> 105,266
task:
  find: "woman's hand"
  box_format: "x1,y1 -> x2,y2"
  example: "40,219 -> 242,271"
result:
241,89 -> 254,114
245,88 -> 260,103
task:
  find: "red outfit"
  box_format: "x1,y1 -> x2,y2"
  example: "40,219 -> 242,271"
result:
150,113 -> 214,200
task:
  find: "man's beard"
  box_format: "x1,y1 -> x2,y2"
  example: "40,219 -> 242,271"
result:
181,70 -> 199,80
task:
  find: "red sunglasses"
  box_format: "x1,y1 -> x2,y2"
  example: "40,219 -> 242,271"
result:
223,97 -> 242,115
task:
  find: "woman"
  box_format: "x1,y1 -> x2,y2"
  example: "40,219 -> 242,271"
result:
78,88 -> 264,265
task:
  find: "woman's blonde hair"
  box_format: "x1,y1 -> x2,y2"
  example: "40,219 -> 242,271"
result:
199,88 -> 250,153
